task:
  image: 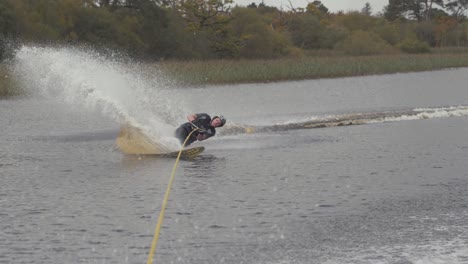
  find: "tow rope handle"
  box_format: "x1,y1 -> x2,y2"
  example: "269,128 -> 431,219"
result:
190,122 -> 206,133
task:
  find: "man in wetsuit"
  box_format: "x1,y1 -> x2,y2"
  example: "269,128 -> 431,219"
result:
175,113 -> 226,146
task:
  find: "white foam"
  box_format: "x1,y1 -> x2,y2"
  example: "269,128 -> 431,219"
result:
273,106 -> 468,127
380,106 -> 468,123
319,237 -> 468,264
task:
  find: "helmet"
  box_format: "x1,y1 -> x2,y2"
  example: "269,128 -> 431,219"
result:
213,115 -> 226,127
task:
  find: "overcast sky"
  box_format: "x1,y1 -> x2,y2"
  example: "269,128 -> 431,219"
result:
233,0 -> 388,14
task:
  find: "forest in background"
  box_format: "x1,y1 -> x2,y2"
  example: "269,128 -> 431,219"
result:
1,0 -> 468,61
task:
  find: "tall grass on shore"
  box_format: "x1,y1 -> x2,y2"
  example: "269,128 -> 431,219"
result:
159,53 -> 468,86
2,52 -> 468,97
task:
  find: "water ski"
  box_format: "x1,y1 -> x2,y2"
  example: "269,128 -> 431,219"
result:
115,124 -> 204,159
141,146 -> 205,159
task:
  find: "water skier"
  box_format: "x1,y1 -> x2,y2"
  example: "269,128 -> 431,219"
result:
175,113 -> 226,146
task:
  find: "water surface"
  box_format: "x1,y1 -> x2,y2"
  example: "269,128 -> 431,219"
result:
1,48 -> 468,264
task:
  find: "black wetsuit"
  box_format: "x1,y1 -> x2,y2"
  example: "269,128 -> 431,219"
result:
175,113 -> 216,146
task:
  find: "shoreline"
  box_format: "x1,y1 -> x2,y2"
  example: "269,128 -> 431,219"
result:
2,52 -> 468,96
158,53 -> 468,86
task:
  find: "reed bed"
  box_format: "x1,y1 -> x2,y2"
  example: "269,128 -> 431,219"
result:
159,53 -> 468,86
2,52 -> 468,97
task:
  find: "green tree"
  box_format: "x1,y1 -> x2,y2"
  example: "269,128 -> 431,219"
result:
0,0 -> 17,36
413,20 -> 437,45
0,0 -> 17,60
398,38 -> 431,53
288,14 -> 325,49
170,0 -> 233,30
335,30 -> 393,55
168,0 -> 238,58
231,7 -> 289,58
9,0 -> 60,41
446,0 -> 468,19
334,11 -> 378,31
112,0 -> 171,58
309,1 -> 329,14
361,2 -> 372,16
374,22 -> 400,45
383,0 -> 444,21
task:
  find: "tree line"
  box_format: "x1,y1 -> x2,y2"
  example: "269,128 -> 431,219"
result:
1,0 -> 468,61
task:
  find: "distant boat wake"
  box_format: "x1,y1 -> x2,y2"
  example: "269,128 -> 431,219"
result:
221,105 -> 468,135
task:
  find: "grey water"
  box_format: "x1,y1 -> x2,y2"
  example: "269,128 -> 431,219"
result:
1,49 -> 468,263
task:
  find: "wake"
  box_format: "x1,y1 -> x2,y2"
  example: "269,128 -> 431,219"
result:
221,105 -> 468,135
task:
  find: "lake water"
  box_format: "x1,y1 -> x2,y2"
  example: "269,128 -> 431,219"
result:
1,47 -> 468,264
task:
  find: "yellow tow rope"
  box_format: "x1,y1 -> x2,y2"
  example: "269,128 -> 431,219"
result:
146,129 -> 197,264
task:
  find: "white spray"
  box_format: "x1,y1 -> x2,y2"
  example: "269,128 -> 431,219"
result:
12,45 -> 186,148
